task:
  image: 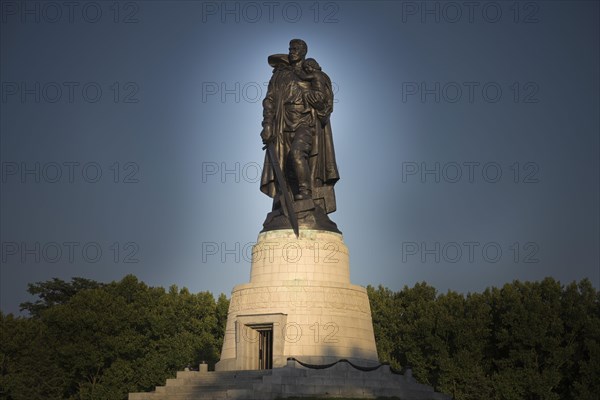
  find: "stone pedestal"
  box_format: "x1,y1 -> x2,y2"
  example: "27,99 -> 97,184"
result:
216,229 -> 379,371
129,229 -> 452,399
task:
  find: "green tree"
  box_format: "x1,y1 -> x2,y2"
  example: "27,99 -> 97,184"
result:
366,285 -> 400,370
560,279 -> 600,399
20,277 -> 104,318
367,278 -> 600,400
3,275 -> 227,399
3,275 -> 598,399
488,279 -> 567,399
435,290 -> 493,400
0,312 -> 68,399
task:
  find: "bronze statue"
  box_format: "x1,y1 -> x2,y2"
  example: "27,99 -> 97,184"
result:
260,39 -> 340,235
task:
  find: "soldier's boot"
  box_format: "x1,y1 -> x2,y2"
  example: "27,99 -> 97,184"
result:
294,169 -> 312,201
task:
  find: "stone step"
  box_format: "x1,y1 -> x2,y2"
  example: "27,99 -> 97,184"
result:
159,384 -> 261,394
176,370 -> 270,378
165,377 -> 265,386
130,388 -> 256,400
131,371 -> 271,400
129,361 -> 452,400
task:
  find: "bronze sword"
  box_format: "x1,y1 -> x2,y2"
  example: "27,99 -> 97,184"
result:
263,142 -> 300,237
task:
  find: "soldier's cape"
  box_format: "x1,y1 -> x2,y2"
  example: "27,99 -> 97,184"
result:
260,54 -> 340,213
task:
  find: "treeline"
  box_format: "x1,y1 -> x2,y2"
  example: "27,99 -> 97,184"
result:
0,276 -> 229,400
367,278 -> 600,399
0,276 -> 598,399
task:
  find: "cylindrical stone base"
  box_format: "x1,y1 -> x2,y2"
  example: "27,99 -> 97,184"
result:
216,229 -> 379,371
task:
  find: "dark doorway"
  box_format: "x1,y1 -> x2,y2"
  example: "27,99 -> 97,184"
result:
257,327 -> 273,370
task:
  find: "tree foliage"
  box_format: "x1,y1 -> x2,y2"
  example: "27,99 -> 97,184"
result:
1,275 -> 597,399
367,277 -> 600,400
0,275 -> 228,400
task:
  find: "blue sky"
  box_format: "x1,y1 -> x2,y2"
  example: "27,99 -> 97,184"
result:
1,0 -> 598,314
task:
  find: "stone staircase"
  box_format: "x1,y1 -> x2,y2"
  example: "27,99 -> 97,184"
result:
129,369 -> 270,399
129,359 -> 451,399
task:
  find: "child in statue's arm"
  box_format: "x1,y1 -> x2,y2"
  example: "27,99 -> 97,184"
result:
296,58 -> 328,110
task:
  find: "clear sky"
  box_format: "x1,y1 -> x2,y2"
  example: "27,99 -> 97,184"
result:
1,1 -> 598,315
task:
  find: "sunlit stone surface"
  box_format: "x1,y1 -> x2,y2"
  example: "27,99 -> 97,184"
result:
216,229 -> 379,371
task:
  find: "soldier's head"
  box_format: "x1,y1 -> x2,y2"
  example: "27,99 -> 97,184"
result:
289,39 -> 308,63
